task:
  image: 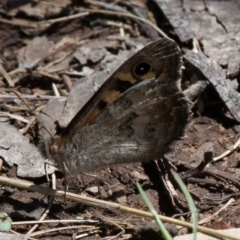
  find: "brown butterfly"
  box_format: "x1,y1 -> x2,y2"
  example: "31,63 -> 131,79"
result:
49,38 -> 190,174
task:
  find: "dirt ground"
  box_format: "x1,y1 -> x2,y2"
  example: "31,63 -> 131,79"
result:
1,1 -> 240,239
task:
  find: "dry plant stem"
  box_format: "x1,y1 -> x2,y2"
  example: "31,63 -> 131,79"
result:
62,74 -> 72,91
73,229 -> 101,240
29,225 -> 100,238
37,71 -> 62,81
103,230 -> 123,240
198,198 -> 235,225
20,117 -> 36,134
213,135 -> 240,162
0,18 -> 41,28
0,176 -> 239,240
0,159 -> 3,170
27,173 -> 56,235
106,20 -> 132,30
52,83 -> 60,97
34,39 -> 88,75
41,51 -> 74,72
92,210 -> 125,236
0,62 -> 14,87
8,38 -> 86,82
8,32 -> 97,82
0,94 -> 66,100
4,104 -> 29,111
39,12 -> 89,25
77,8 -> 169,39
10,67 -> 26,77
12,219 -> 98,225
0,111 -> 30,123
0,12 -> 89,28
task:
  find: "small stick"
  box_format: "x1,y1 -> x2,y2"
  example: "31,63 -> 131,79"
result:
213,135 -> 240,162
76,8 -> 170,39
27,173 -> 56,235
0,62 -> 15,87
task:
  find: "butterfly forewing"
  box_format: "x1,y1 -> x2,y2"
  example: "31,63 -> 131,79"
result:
63,39 -> 182,135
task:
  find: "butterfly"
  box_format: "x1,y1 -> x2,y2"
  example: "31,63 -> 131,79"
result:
48,38 -> 190,174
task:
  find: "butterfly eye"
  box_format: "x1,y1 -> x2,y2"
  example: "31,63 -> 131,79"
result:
133,61 -> 152,77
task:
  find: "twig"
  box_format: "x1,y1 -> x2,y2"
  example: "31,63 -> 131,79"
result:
0,62 -> 15,87
30,225 -> 100,238
40,12 -> 89,25
61,74 -> 72,91
0,12 -> 89,28
0,94 -> 66,100
12,219 -> 98,225
35,71 -> 62,82
76,8 -> 170,39
213,135 -> 240,162
20,117 -> 36,134
91,210 -> 125,239
0,18 -> 38,28
52,83 -> 60,97
0,111 -> 30,123
199,198 -> 235,225
27,173 -> 56,235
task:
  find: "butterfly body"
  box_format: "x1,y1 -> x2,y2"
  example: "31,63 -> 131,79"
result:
50,39 -> 190,173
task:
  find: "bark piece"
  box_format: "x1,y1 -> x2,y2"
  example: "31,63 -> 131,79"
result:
184,51 -> 240,122
0,123 -> 54,178
154,0 -> 240,75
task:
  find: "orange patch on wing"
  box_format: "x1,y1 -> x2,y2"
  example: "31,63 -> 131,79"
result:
116,72 -> 137,83
117,71 -> 156,82
83,108 -> 101,126
83,90 -> 121,126
160,71 -> 171,79
102,90 -> 120,103
139,72 -> 156,80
